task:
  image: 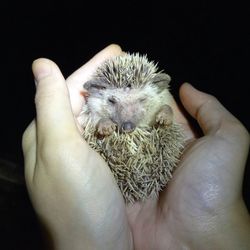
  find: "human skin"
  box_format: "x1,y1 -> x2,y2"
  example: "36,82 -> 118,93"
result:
22,44 -> 250,250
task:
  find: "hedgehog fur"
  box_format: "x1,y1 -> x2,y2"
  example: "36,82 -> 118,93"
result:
79,53 -> 185,204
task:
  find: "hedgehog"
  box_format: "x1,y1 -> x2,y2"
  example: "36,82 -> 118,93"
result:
78,53 -> 185,204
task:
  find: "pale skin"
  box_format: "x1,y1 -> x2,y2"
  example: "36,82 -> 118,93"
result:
22,44 -> 250,250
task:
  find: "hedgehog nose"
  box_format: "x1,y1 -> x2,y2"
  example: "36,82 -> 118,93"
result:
122,121 -> 135,132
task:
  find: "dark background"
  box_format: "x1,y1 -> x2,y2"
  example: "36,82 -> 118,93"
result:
1,2 -> 250,249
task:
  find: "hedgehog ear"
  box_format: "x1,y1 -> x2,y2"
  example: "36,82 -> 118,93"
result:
153,73 -> 171,92
84,78 -> 108,94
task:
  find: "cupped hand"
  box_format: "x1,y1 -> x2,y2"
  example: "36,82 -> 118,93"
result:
22,44 -> 250,250
128,84 -> 250,249
22,44 -> 132,250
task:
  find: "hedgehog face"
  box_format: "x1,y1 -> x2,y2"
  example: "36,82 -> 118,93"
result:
105,87 -> 149,132
85,83 -> 155,132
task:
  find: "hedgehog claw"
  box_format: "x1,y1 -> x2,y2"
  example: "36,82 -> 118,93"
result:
97,118 -> 116,136
156,105 -> 173,127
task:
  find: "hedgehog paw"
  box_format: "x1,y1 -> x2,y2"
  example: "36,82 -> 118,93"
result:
97,118 -> 116,136
156,105 -> 173,126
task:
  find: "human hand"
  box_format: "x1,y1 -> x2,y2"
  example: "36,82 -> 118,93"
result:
22,44 -> 132,250
127,83 -> 250,249
22,44 -> 250,250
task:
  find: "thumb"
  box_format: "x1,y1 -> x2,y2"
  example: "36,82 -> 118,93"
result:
33,58 -> 78,140
179,83 -> 242,136
179,83 -> 249,171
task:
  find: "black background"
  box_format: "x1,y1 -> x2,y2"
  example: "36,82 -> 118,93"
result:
1,2 -> 250,249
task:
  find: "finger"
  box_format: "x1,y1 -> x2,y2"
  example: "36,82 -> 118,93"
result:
66,44 -> 123,116
179,83 -> 249,204
33,58 -> 78,141
179,83 -> 249,140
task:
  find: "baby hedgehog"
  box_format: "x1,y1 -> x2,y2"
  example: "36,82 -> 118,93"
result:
79,53 -> 185,204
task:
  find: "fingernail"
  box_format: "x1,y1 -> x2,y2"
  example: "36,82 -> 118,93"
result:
32,59 -> 52,82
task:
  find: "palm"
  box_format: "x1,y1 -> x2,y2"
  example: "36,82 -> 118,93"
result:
125,96 -> 248,249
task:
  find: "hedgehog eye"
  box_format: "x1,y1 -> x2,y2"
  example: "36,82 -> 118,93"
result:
139,97 -> 147,102
92,84 -> 106,90
108,97 -> 116,104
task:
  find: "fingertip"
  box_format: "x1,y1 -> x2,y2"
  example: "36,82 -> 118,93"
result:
179,82 -> 195,97
179,83 -> 195,108
179,82 -> 210,120
32,58 -> 56,70
32,58 -> 52,81
105,43 -> 123,54
32,58 -> 62,83
32,57 -> 52,67
179,82 -> 208,104
93,43 -> 123,62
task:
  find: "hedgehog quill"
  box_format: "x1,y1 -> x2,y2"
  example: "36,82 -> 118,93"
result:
78,53 -> 185,204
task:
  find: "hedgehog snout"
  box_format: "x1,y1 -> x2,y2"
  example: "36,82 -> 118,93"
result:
121,121 -> 135,133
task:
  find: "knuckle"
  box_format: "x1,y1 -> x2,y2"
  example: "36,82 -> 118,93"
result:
22,121 -> 35,153
231,121 -> 250,142
196,94 -> 219,119
22,127 -> 30,146
203,94 -> 219,107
